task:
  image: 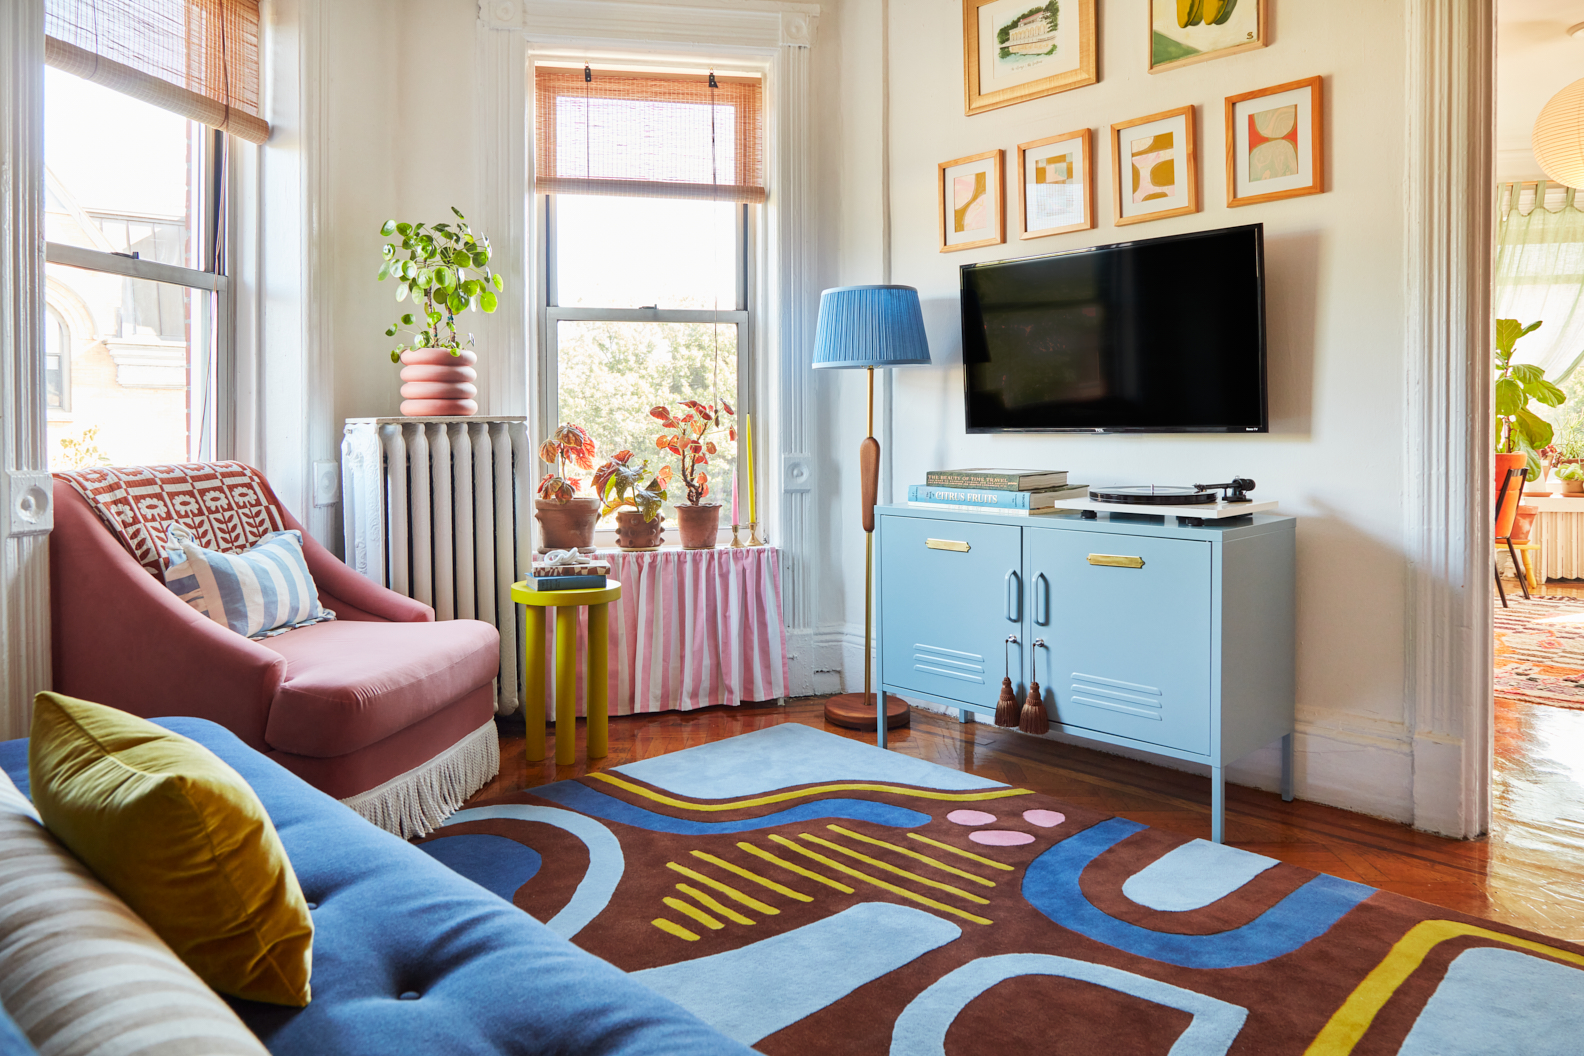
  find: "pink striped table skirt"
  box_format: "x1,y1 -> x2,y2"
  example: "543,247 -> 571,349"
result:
525,546 -> 789,718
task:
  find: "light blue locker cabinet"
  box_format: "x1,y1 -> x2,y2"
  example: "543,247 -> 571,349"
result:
878,515 -> 1024,708
874,504 -> 1296,843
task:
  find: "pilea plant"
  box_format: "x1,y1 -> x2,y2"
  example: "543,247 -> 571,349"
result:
536,423 -> 597,503
593,451 -> 671,521
650,399 -> 735,506
1495,317 -> 1566,478
377,207 -> 505,361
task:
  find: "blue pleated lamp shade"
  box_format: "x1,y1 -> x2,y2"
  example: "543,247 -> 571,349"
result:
810,285 -> 932,369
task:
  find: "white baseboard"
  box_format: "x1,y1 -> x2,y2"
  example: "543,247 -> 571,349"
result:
888,696 -> 1416,825
800,631 -> 1418,825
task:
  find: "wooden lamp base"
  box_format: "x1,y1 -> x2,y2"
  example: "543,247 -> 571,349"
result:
823,693 -> 910,731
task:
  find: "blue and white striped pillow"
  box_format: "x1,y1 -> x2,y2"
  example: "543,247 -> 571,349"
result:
162,523 -> 336,639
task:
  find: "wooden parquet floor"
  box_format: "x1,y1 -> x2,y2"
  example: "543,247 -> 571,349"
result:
474,685 -> 1584,943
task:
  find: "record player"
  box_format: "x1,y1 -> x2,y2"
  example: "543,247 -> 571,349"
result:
1050,478 -> 1277,524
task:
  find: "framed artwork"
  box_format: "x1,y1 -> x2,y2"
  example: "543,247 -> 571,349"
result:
1017,129 -> 1094,239
1109,105 -> 1198,226
1149,0 -> 1267,74
1225,76 -> 1324,207
963,0 -> 1097,117
939,150 -> 1006,252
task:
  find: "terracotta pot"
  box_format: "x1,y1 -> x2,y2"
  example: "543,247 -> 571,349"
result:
675,503 -> 722,549
615,509 -> 665,550
399,348 -> 478,417
534,497 -> 599,552
1495,451 -> 1528,538
1511,504 -> 1540,543
1566,479 -> 1584,497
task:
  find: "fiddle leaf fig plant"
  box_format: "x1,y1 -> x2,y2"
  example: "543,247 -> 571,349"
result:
1495,317 -> 1566,478
378,207 -> 506,361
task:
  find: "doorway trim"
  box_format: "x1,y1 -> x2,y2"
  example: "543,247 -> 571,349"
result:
1403,0 -> 1494,838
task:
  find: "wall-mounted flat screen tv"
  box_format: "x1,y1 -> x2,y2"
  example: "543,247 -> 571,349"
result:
961,223 -> 1267,433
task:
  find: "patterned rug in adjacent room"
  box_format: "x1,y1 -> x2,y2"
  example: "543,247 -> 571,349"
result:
1494,594 -> 1584,709
416,724 -> 1584,1055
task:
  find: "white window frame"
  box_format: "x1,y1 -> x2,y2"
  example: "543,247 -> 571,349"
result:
532,59 -> 764,549
42,124 -> 235,461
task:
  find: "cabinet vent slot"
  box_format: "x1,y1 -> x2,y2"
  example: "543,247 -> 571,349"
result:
1071,673 -> 1163,720
913,643 -> 985,684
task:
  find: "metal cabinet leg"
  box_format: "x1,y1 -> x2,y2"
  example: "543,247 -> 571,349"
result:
876,690 -> 888,750
1281,733 -> 1295,803
1211,765 -> 1225,844
959,707 -> 973,724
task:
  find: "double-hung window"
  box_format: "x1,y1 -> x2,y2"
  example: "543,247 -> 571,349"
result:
535,65 -> 762,534
41,0 -> 269,469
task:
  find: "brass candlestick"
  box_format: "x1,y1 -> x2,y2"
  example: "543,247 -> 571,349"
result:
748,520 -> 764,547
730,523 -> 745,548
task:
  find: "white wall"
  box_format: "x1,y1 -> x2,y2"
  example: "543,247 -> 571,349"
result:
825,0 -> 1419,822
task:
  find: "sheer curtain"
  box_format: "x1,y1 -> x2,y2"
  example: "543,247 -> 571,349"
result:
1496,181 -> 1584,382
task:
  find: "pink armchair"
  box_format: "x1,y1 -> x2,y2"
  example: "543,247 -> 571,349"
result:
50,467 -> 501,838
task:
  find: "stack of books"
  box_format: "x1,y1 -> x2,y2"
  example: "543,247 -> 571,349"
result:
907,468 -> 1088,516
527,559 -> 611,591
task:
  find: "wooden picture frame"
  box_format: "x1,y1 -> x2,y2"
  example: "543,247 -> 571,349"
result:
1148,0 -> 1267,74
940,150 -> 1006,252
1225,75 -> 1324,208
1109,105 -> 1198,227
1017,128 -> 1094,239
963,0 -> 1097,117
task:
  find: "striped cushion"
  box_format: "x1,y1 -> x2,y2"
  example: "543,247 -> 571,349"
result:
162,524 -> 335,639
0,768 -> 269,1056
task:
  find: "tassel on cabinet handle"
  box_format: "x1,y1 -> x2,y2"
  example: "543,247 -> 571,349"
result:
995,635 -> 1020,727
1021,638 -> 1050,735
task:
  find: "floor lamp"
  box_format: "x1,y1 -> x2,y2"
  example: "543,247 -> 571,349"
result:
811,285 -> 932,737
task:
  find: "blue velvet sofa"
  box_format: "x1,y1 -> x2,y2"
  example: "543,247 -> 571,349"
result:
0,718 -> 752,1056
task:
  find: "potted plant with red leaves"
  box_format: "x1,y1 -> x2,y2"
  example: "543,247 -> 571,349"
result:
535,423 -> 599,552
651,399 -> 735,549
594,451 -> 673,551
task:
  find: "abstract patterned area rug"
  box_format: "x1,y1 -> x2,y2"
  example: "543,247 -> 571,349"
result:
1494,595 -> 1584,709
416,725 -> 1584,1054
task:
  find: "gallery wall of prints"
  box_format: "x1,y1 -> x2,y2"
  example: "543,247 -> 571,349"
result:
829,0 -> 1430,823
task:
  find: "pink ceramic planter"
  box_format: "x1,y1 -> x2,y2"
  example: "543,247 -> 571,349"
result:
400,348 -> 478,416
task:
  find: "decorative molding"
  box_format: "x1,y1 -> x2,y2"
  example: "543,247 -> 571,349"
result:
0,0 -> 52,737
779,11 -> 814,46
474,24 -> 529,421
480,0 -> 818,50
1402,0 -> 1494,838
772,37 -> 816,632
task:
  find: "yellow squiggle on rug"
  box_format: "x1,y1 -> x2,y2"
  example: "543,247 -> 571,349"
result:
1305,919 -> 1584,1055
588,771 -> 1034,811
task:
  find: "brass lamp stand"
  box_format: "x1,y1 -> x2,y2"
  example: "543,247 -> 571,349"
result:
809,286 -> 932,740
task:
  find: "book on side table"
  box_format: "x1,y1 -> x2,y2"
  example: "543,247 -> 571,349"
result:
529,560 -> 610,591
907,484 -> 1088,511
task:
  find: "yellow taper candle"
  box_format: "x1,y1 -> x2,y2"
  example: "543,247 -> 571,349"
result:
743,412 -> 757,524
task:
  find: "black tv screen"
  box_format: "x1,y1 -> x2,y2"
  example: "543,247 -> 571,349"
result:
961,224 -> 1267,433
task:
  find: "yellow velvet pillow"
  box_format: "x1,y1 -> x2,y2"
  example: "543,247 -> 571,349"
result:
28,692 -> 313,1006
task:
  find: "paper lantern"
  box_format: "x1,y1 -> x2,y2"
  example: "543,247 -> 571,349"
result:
1534,78 -> 1584,189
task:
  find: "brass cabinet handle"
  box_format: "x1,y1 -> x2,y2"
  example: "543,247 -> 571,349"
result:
926,538 -> 971,552
1088,553 -> 1144,568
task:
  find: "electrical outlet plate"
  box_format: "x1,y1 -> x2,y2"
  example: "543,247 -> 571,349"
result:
313,461 -> 340,507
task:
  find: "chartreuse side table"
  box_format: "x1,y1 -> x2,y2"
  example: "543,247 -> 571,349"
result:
511,579 -> 622,765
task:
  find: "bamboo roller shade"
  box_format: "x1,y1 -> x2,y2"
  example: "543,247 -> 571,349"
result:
535,66 -> 764,203
45,0 -> 269,145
